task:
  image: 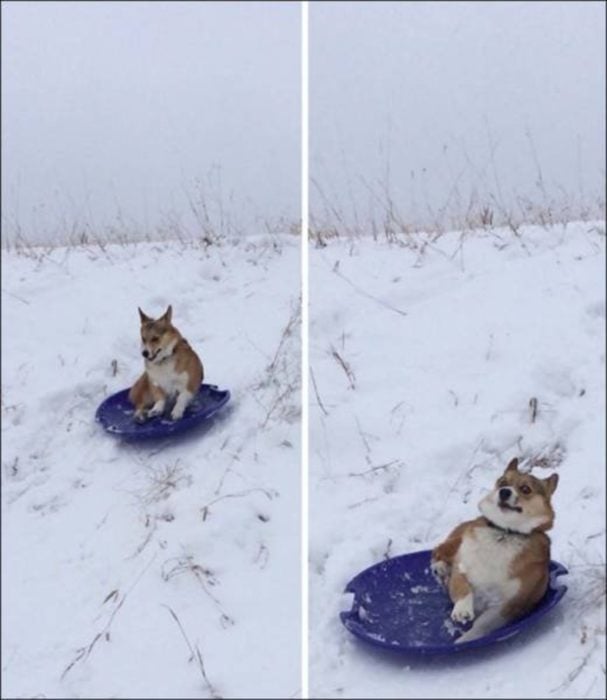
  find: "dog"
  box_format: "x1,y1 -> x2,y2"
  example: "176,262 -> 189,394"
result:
128,305 -> 203,422
431,457 -> 558,643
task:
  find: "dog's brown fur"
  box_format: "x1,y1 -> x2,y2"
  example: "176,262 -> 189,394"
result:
431,458 -> 558,642
129,305 -> 203,421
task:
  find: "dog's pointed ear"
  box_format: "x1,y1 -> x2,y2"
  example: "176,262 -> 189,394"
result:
505,457 -> 519,474
138,307 -> 151,324
162,305 -> 173,323
543,473 -> 559,496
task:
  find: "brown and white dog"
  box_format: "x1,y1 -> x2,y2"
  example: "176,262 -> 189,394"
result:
129,305 -> 203,422
431,457 -> 559,643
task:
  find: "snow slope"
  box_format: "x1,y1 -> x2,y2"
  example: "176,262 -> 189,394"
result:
2,235 -> 301,698
309,222 -> 606,698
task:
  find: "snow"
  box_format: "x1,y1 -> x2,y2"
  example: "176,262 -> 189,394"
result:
2,235 -> 301,698
309,222 -> 606,699
3,221 -> 606,698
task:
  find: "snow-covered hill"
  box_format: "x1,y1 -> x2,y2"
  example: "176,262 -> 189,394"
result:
3,221 -> 605,698
2,235 -> 301,698
309,222 -> 606,698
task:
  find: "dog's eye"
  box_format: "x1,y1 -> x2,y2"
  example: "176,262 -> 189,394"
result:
151,336 -> 159,342
520,484 -> 531,495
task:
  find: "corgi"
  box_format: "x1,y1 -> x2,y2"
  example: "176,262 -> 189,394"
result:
431,457 -> 559,643
128,305 -> 204,422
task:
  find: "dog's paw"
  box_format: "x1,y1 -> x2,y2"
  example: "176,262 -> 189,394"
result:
134,411 -> 148,424
170,408 -> 185,421
451,595 -> 475,624
431,559 -> 450,586
148,406 -> 164,418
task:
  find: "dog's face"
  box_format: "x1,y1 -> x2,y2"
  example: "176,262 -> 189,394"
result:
478,458 -> 558,534
138,305 -> 177,363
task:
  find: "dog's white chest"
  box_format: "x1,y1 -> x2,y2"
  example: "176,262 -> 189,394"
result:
457,527 -> 524,604
146,360 -> 187,396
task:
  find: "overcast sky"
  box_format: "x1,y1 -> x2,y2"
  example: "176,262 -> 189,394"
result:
311,1 -> 605,230
2,2 -> 605,244
1,1 -> 300,244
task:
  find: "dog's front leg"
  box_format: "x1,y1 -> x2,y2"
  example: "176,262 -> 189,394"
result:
449,569 -> 475,623
130,374 -> 154,422
431,536 -> 461,587
147,385 -> 167,418
134,408 -> 148,423
170,390 -> 192,421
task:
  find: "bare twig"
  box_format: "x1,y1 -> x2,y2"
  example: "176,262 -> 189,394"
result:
201,487 -> 277,519
332,266 -> 407,317
1,287 -> 30,305
255,302 -> 301,429
261,382 -> 298,428
324,459 -> 404,480
347,460 -> 403,478
163,604 -> 195,660
196,646 -> 222,699
267,302 -> 300,375
138,460 -> 191,505
347,496 -> 381,510
355,416 -> 373,460
161,556 -> 234,627
550,641 -> 598,693
529,396 -> 538,423
61,554 -> 157,679
520,442 -> 566,472
310,367 -> 329,416
330,346 -> 356,390
254,543 -> 270,569
163,604 -> 222,698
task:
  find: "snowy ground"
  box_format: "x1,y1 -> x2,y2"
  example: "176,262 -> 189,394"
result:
309,222 -> 606,698
2,235 -> 301,698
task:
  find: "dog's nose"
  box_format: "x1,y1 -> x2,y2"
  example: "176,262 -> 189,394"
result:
499,487 -> 511,502
142,350 -> 149,358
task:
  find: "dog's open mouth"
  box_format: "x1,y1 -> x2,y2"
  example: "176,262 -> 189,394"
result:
147,348 -> 161,362
499,502 -> 522,513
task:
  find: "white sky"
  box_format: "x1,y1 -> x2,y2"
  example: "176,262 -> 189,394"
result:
1,1 -> 300,244
2,2 -> 604,243
311,1 -> 606,230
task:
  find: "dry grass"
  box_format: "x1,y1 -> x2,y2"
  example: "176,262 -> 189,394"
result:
140,460 -> 192,505
253,302 -> 301,429
310,133 -> 605,246
2,169 -> 300,255
163,604 -> 222,698
519,442 -> 567,473
330,346 -> 356,390
61,554 -> 157,680
161,554 -> 234,628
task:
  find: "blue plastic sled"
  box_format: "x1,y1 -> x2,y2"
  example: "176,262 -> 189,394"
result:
96,383 -> 231,440
340,549 -> 568,654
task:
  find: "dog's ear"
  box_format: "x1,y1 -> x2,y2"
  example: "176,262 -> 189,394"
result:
138,307 -> 151,324
504,457 -> 519,474
543,473 -> 559,496
162,305 -> 173,323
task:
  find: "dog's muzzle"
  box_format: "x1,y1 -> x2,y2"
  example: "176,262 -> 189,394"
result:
498,487 -> 522,512
498,487 -> 512,503
142,348 -> 161,361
